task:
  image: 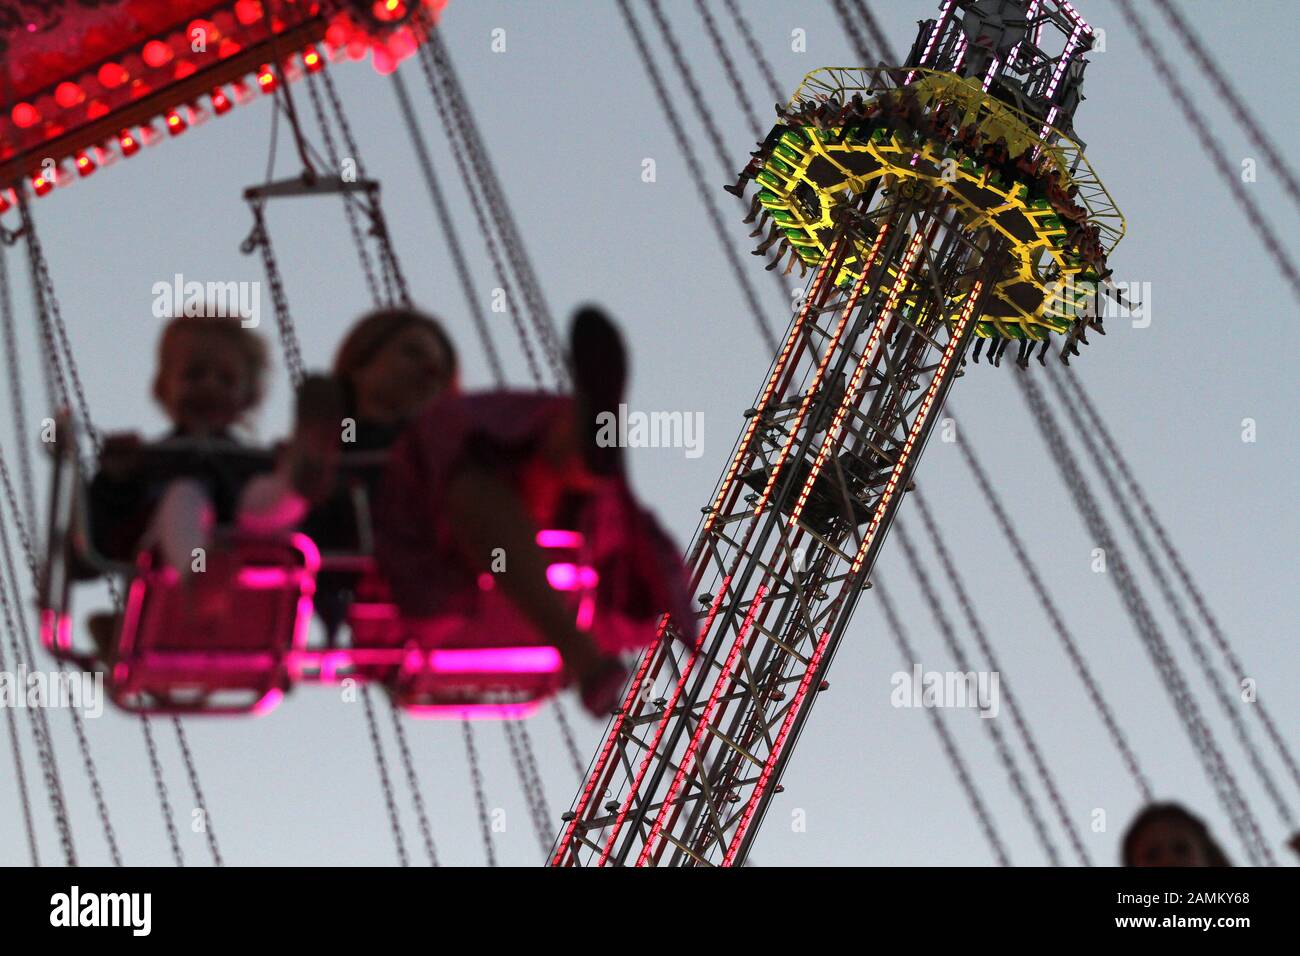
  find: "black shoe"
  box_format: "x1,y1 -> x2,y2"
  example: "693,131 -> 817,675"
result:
580,657 -> 629,717
570,306 -> 628,476
86,611 -> 120,664
723,182 -> 746,198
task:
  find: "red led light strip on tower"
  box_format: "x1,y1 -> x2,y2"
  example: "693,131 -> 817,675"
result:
551,615 -> 670,866
636,586 -> 769,866
721,627 -> 832,866
1058,1 -> 1094,35
788,229 -> 926,524
1037,25 -> 1083,143
701,240 -> 843,541
756,226 -> 890,515
908,0 -> 955,83
982,56 -> 1001,92
595,577 -> 734,865
848,279 -> 984,576
719,281 -> 986,867
1009,0 -> 1043,66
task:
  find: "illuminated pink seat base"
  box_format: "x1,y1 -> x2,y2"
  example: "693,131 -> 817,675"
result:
61,533 -> 319,716
294,529 -> 590,718
44,529 -> 595,718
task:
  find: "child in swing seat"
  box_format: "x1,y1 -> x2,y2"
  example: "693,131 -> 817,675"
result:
87,313 -> 336,655
362,306 -> 694,716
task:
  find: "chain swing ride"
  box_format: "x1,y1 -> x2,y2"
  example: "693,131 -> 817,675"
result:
0,0 -> 1296,867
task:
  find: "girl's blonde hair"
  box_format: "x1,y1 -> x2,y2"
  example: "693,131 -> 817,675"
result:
152,314 -> 270,411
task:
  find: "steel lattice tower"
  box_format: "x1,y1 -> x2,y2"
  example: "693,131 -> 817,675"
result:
554,0 -> 1122,866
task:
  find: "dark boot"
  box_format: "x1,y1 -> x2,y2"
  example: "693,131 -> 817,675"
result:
569,306 -> 629,476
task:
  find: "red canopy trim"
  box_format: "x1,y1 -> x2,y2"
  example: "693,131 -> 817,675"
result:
0,0 -> 447,198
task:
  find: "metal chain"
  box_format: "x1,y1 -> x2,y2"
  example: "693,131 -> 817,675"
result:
390,69 -> 506,386
0,247 -> 37,529
241,200 -> 305,388
18,198 -> 71,419
551,698 -> 587,781
0,451 -> 76,864
138,714 -> 184,865
501,720 -> 553,857
385,699 -> 440,866
0,585 -> 39,865
1111,0 -> 1298,301
616,0 -> 779,353
20,197 -> 100,452
876,575 -> 1010,865
694,0 -> 763,137
422,28 -> 568,387
1057,369 -> 1300,797
648,0 -> 742,178
686,0 -> 806,304
1150,0 -> 1299,213
947,411 -> 1154,802
461,719 -> 497,866
1044,363 -> 1295,831
720,0 -> 784,105
365,184 -> 412,309
412,42 -> 546,387
649,0 -> 796,310
24,195 -> 217,865
315,65 -> 413,309
851,0 -> 899,65
1016,371 -> 1272,866
303,71 -> 383,308
913,487 -> 1091,864
0,447 -> 123,864
515,720 -> 555,834
894,519 -> 1064,866
830,0 -> 875,65
170,716 -> 222,865
359,685 -> 409,866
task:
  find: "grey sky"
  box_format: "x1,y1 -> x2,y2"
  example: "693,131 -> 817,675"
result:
1,0 -> 1295,867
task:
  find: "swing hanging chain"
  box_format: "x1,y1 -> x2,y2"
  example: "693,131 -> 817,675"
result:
462,719 -> 498,867
21,192 -> 214,867
0,502 -> 76,865
0,449 -> 124,864
303,69 -> 383,308
242,198 -> 305,388
411,40 -> 546,386
876,575 -> 1012,866
419,28 -> 568,387
385,699 -> 440,867
501,719 -> 552,857
389,68 -> 506,386
0,246 -> 39,531
359,685 -> 410,867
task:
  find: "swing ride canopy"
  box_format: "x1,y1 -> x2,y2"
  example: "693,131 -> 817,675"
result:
0,0 -> 447,195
